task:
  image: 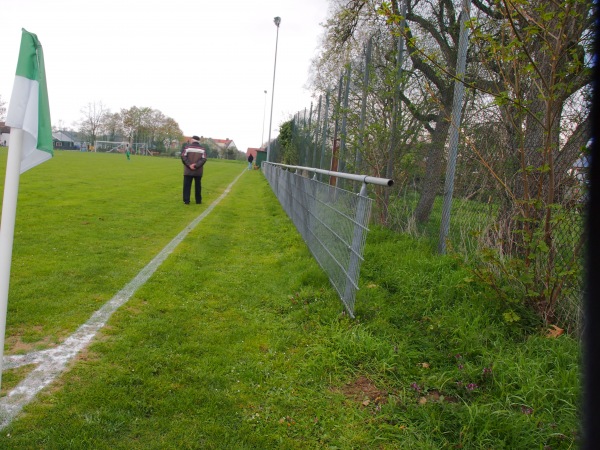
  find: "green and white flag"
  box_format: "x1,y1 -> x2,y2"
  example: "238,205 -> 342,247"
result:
0,29 -> 53,390
5,28 -> 53,173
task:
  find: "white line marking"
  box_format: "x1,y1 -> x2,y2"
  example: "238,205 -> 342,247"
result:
0,170 -> 245,429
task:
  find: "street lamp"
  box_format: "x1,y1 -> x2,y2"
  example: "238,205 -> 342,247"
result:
266,16 -> 281,162
261,90 -> 267,147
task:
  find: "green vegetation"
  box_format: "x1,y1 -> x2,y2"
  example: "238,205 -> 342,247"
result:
283,0 -> 590,334
0,151 -> 580,448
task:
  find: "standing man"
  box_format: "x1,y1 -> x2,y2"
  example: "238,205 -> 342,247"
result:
181,135 -> 207,205
247,152 -> 254,170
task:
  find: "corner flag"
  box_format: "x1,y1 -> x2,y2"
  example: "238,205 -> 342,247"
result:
5,28 -> 53,173
0,29 -> 53,389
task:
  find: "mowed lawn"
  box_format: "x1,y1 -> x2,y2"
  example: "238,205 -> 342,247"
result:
0,149 -> 581,449
0,150 -> 246,352
0,150 -> 345,448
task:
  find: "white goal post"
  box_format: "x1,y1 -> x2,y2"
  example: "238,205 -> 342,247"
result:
94,141 -> 129,153
92,141 -> 154,155
132,143 -> 152,155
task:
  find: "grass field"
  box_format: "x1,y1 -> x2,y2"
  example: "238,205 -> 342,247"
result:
0,149 -> 581,448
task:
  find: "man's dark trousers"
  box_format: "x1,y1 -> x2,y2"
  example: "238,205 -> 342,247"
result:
183,175 -> 202,204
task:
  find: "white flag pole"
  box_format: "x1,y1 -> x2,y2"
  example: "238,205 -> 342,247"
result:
0,128 -> 25,388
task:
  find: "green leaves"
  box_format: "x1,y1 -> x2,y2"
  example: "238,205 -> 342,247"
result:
503,309 -> 521,323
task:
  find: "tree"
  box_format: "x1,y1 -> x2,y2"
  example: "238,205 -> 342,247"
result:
156,117 -> 183,153
278,120 -> 298,165
224,146 -> 237,160
384,0 -> 474,224
120,106 -> 152,149
465,0 -> 593,326
198,138 -> 221,159
101,112 -> 124,142
310,0 -> 592,329
119,106 -> 182,153
0,95 -> 6,122
314,0 -> 470,224
78,102 -> 109,147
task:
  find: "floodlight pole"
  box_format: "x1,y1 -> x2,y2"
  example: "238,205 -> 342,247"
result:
266,16 -> 281,163
262,90 -> 267,147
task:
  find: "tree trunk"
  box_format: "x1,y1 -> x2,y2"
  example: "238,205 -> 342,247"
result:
414,116 -> 451,223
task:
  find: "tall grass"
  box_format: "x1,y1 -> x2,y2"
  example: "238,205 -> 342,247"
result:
385,186 -> 585,333
0,149 -> 580,448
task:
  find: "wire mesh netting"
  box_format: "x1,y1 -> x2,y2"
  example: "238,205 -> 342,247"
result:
263,163 -> 373,317
281,99 -> 588,331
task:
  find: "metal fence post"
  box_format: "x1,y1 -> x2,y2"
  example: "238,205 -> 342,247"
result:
438,0 -> 471,254
384,0 -> 407,223
343,181 -> 371,317
339,64 -> 352,189
319,90 -> 331,180
312,95 -> 322,169
357,37 -> 373,179
305,102 -> 313,167
330,73 -> 344,186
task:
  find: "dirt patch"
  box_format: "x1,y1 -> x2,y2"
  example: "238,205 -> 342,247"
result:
339,376 -> 388,407
74,347 -> 102,364
258,343 -> 269,353
5,327 -> 57,354
418,390 -> 459,405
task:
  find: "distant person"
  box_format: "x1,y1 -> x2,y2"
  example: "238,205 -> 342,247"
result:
181,135 -> 207,205
126,147 -> 131,160
247,153 -> 254,170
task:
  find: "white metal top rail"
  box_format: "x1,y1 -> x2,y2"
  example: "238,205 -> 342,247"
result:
265,162 -> 394,188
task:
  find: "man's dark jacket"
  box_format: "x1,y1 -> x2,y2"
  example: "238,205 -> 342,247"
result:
181,142 -> 207,176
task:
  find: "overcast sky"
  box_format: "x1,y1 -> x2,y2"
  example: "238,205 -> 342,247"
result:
1,0 -> 330,152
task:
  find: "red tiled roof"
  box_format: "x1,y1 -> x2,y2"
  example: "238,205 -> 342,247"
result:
213,139 -> 235,149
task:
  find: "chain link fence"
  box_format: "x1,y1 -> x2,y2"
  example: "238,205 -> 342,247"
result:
263,162 -> 393,317
282,112 -> 587,333
268,1 -> 589,333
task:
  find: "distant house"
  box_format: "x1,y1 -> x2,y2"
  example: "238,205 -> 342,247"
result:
181,135 -> 207,146
52,130 -> 78,150
0,125 -> 84,150
213,138 -> 237,152
181,136 -> 238,159
213,138 -> 238,158
179,136 -> 219,158
0,122 -> 10,147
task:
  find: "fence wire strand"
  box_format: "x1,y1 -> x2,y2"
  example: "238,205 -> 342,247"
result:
263,163 -> 373,317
